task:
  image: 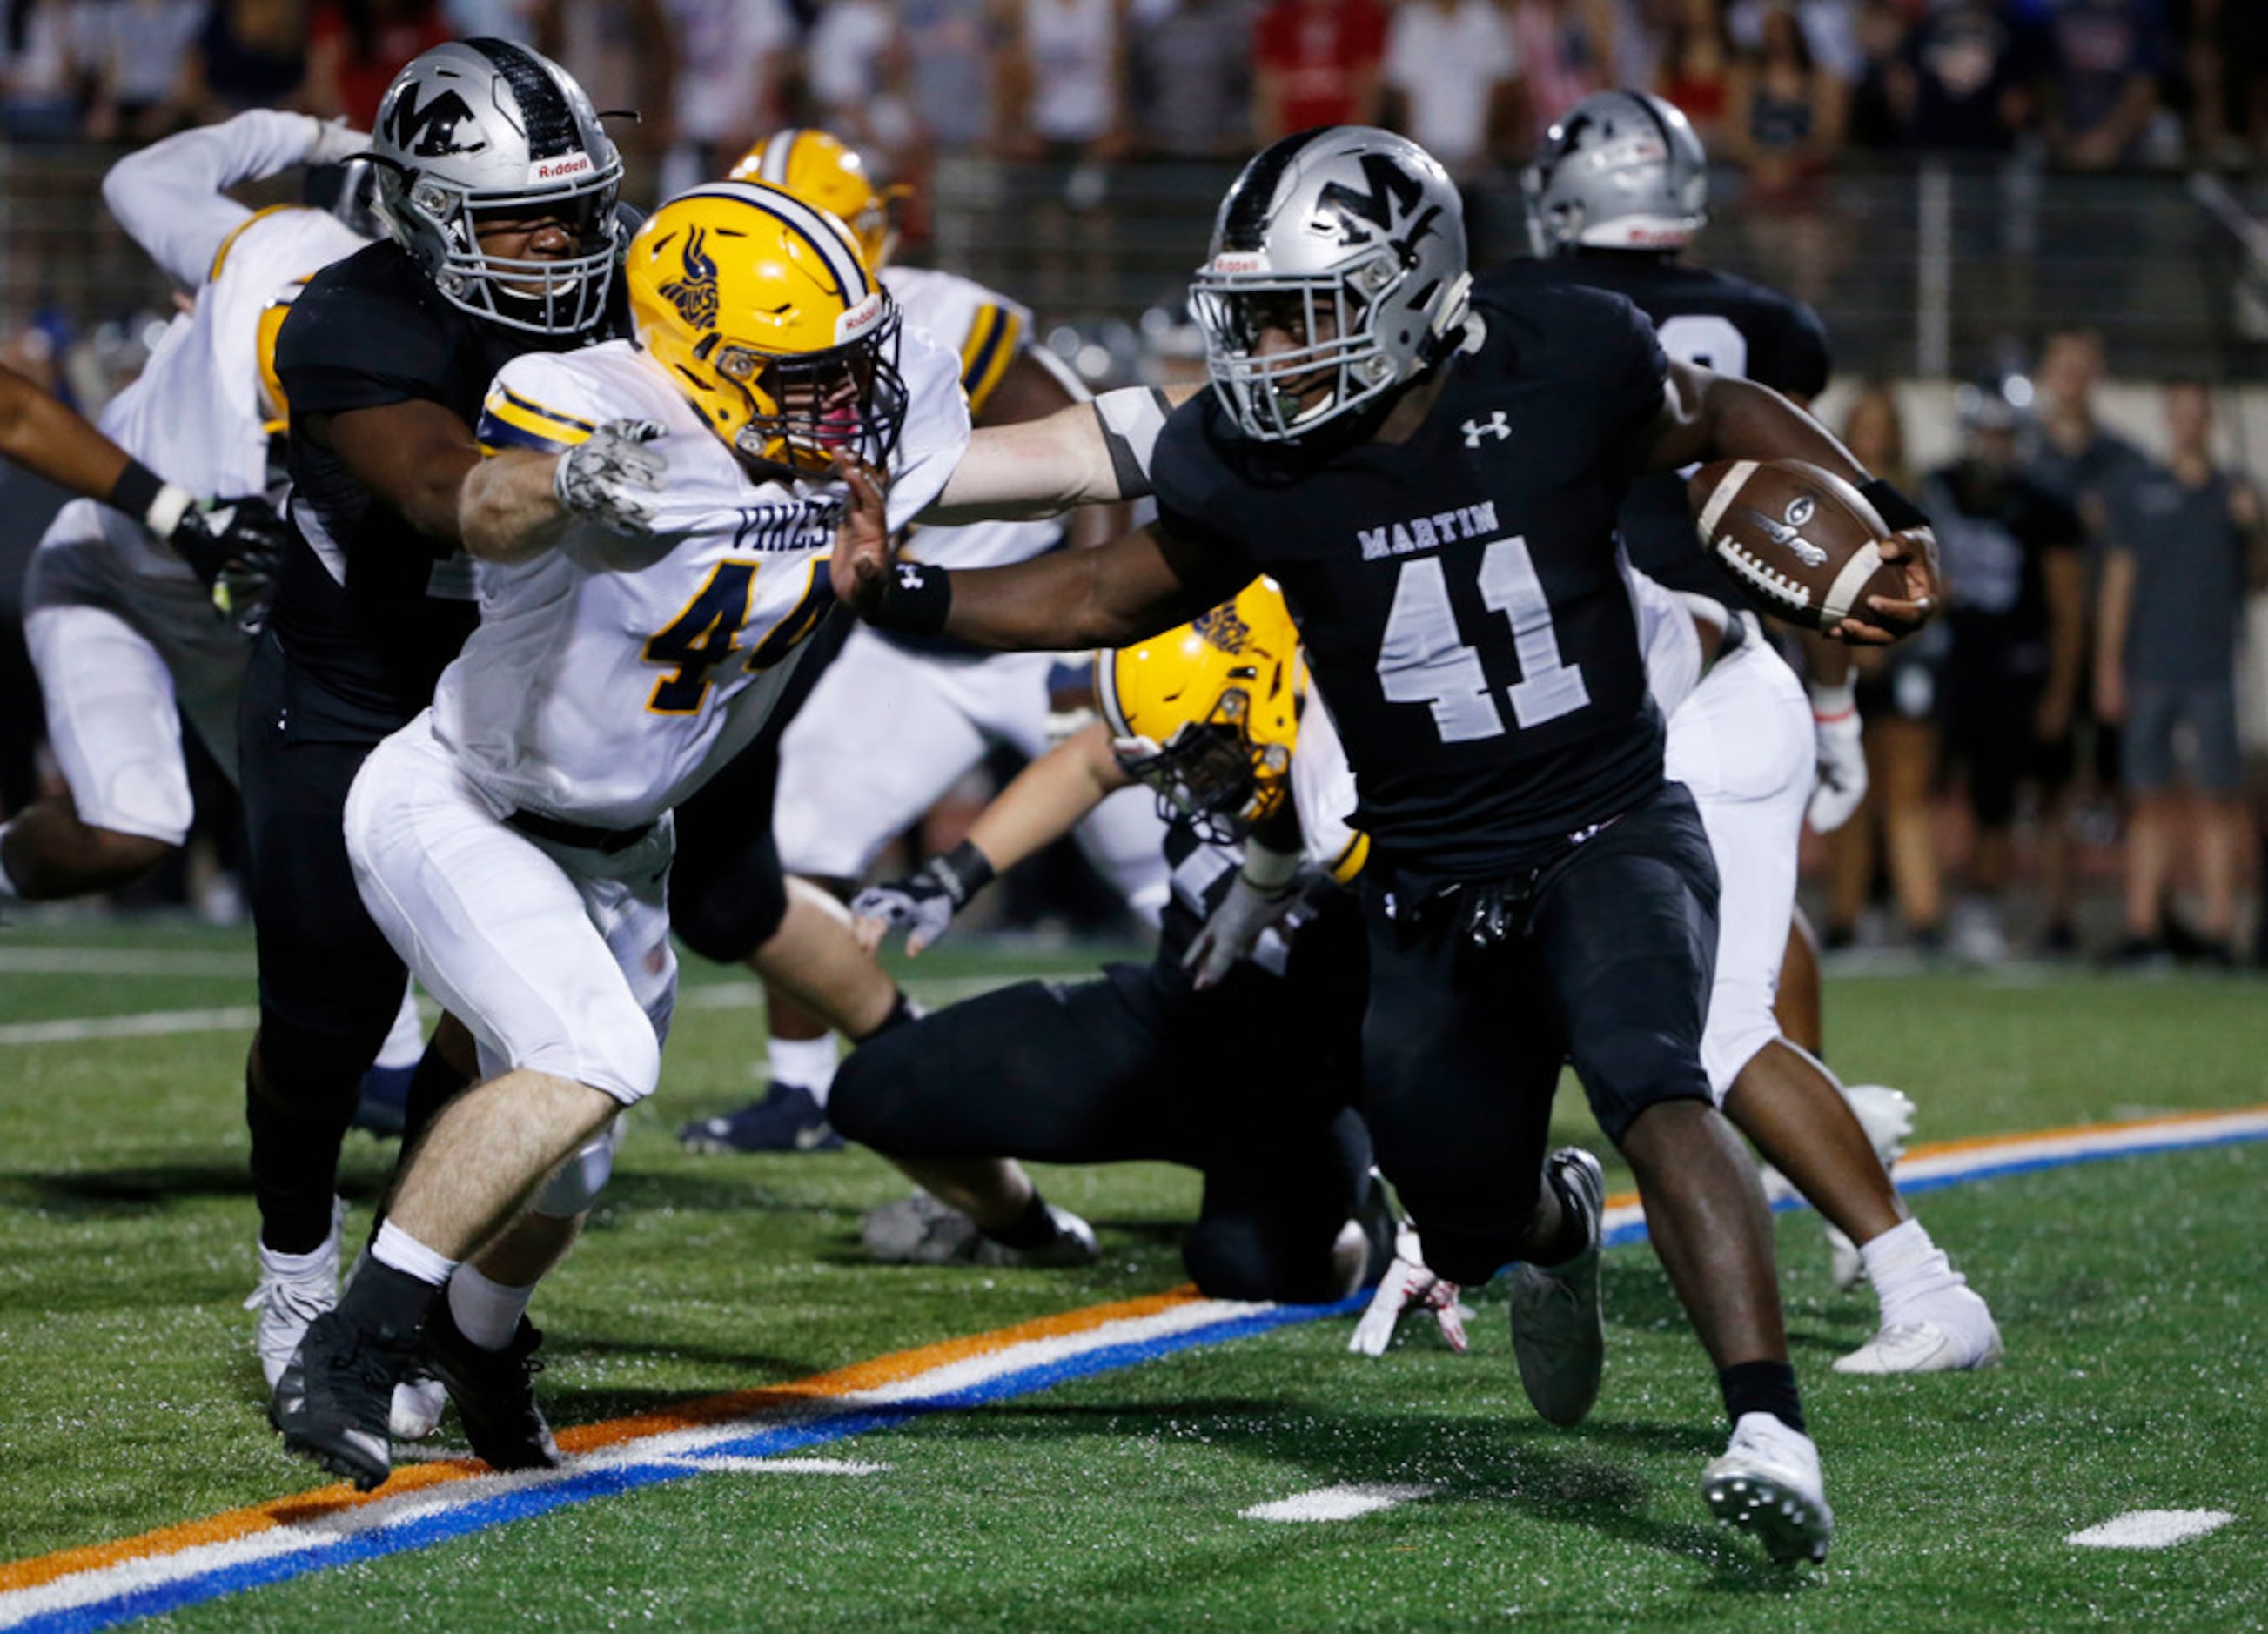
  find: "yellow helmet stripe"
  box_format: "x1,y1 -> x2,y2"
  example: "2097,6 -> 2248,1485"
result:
476,385 -> 596,456
674,184 -> 875,303
959,304 -> 1024,419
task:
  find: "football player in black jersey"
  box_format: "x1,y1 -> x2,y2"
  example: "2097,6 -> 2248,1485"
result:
834,126 -> 1941,1564
240,38 -> 646,1473
1508,92 -> 2002,1377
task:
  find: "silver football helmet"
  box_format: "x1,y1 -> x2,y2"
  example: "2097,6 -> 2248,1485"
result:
1524,90 -> 1709,257
369,37 -> 623,335
1190,126 -> 1471,442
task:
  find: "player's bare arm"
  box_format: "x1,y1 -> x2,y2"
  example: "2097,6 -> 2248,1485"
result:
0,361 -> 142,505
312,398 -> 486,542
919,384 -> 1197,526
1647,361 -> 1940,645
460,447 -> 575,562
837,455 -> 1241,649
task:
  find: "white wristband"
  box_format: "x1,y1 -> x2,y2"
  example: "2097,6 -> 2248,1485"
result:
144,483 -> 195,542
1808,680 -> 1857,721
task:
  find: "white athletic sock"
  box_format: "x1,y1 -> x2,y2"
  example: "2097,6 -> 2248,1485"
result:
371,1220 -> 460,1288
258,1237 -> 336,1276
1858,1218 -> 1965,1315
448,1262 -> 535,1353
768,1034 -> 839,1106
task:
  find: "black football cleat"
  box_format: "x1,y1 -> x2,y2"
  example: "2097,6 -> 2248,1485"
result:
270,1309 -> 413,1492
421,1301 -> 561,1473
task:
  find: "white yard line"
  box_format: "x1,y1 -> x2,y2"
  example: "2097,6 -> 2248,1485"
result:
1241,1483 -> 1438,1523
2066,1510 -> 2236,1549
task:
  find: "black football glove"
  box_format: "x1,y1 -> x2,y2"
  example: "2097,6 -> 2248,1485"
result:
166,496 -> 288,632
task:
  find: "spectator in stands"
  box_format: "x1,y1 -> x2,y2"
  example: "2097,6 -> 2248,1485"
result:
306,0 -> 453,131
903,0 -> 990,156
657,0 -> 791,198
1827,384 -> 1949,954
2041,0 -> 2169,169
2,0 -> 91,140
2094,382 -> 2265,967
1380,0 -> 1525,181
991,0 -> 1129,159
1724,2 -> 1847,198
1929,379 -> 2088,964
1654,0 -> 1735,146
2187,0 -> 2268,166
1889,0 -> 2038,154
1252,0 -> 1386,143
1845,0 -> 1911,149
805,0 -> 913,163
1728,0 -> 1861,83
176,0 -> 314,122
1127,0 -> 1261,159
1508,0 -> 1618,144
82,1 -> 208,142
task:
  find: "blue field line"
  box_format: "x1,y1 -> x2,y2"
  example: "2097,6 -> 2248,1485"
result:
9,1297 -> 1365,1634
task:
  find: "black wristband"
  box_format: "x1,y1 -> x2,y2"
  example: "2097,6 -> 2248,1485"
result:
870,559 -> 953,636
1857,477 -> 1930,534
927,839 -> 996,907
107,459 -> 165,526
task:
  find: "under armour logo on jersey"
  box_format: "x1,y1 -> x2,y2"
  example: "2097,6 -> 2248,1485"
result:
1461,412 -> 1511,448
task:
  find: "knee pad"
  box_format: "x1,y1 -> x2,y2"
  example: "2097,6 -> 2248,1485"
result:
533,1122 -> 621,1217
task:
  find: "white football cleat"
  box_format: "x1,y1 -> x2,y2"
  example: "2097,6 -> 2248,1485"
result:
1834,1288 -> 2004,1375
1702,1412 -> 1833,1564
244,1201 -> 344,1390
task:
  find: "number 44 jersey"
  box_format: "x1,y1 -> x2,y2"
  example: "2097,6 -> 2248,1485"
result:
1151,276 -> 1672,887
442,331 -> 970,832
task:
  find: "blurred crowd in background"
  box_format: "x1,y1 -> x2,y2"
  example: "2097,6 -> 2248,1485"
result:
1,0 -> 2264,966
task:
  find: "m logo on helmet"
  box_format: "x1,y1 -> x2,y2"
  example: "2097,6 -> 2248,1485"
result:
386,84 -> 485,159
656,226 -> 719,331
1317,153 -> 1444,260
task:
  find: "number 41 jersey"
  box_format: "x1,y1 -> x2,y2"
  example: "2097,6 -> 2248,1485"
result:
1151,276 -> 1671,887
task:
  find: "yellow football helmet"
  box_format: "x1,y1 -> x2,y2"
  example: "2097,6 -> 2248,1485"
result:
626,181 -> 908,474
1097,578 -> 1305,840
728,129 -> 907,271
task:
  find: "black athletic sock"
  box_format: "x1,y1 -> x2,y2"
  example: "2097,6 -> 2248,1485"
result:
983,1192 -> 1060,1250
1719,1359 -> 1805,1435
246,1061 -> 346,1256
851,989 -> 921,1044
334,1258 -> 440,1348
1536,1162 -> 1592,1267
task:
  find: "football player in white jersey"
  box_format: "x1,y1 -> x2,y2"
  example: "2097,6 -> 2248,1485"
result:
270,180 -> 1168,1490
675,130 -> 1170,1156
0,110 -> 367,907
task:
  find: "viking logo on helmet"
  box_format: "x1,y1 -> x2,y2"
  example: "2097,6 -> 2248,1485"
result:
1192,601 -> 1253,654
658,226 -> 720,330
386,85 -> 484,159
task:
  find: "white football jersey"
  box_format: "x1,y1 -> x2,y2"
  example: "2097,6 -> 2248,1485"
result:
37,110 -> 367,586
883,263 -> 1070,572
435,330 -> 970,828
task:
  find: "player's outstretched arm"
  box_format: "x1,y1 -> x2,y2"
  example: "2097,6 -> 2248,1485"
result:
103,110 -> 365,289
851,722 -> 1133,955
1647,362 -> 1940,644
460,421 -> 666,562
919,385 -> 1192,525
834,455 -> 1243,651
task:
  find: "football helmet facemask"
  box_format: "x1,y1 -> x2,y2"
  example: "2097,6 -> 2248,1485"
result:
1524,89 -> 1709,256
728,128 -> 907,270
1191,126 -> 1471,443
370,37 -> 624,335
627,182 -> 908,475
1097,578 -> 1305,842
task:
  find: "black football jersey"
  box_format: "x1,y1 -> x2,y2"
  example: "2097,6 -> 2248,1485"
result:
1492,251 -> 1832,602
1151,275 -> 1669,886
271,239 -> 627,721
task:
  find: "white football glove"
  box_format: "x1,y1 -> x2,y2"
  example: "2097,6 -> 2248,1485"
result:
1184,872 -> 1301,990
1349,1226 -> 1472,1357
1807,680 -> 1867,834
849,840 -> 996,956
554,419 -> 667,537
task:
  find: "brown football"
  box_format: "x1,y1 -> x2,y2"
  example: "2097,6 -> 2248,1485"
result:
1687,459 -> 1905,632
